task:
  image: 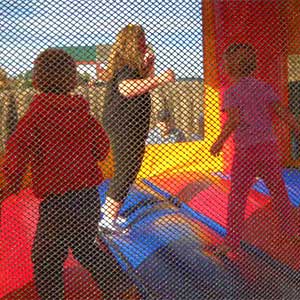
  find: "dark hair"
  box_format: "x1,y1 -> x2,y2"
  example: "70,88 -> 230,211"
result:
32,49 -> 78,94
224,43 -> 257,76
157,109 -> 172,122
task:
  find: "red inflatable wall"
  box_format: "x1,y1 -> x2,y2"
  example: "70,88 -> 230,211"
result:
204,1 -> 294,169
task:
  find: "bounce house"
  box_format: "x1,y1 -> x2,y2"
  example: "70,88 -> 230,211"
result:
1,1 -> 300,299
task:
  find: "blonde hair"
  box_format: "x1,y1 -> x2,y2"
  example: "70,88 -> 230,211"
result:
32,49 -> 78,94
0,69 -> 10,90
104,24 -> 148,81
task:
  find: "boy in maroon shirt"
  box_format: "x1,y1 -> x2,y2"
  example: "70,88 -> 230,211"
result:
3,49 -> 136,300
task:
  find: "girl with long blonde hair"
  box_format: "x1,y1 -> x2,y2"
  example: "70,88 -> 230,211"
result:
99,24 -> 175,232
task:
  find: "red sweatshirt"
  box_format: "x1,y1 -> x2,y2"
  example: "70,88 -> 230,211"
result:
3,93 -> 110,198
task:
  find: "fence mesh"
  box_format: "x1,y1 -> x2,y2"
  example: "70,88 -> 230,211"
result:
1,0 -> 300,299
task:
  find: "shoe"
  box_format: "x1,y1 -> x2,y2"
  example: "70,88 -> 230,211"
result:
116,215 -> 127,226
98,219 -> 125,235
98,216 -> 128,235
99,196 -> 124,234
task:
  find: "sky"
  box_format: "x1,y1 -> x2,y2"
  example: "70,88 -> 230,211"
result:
0,0 -> 203,78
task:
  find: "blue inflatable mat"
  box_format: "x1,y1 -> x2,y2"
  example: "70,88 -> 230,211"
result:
98,181 -> 242,300
98,180 -> 198,270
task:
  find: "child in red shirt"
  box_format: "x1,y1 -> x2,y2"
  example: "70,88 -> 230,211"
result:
210,43 -> 300,254
3,49 -> 136,300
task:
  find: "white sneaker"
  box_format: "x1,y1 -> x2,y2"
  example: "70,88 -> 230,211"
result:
98,216 -> 128,235
115,215 -> 127,226
99,196 -> 128,234
98,217 -> 117,231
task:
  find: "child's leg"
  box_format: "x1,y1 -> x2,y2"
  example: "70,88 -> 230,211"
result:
107,128 -> 147,203
32,196 -> 70,300
100,124 -> 148,230
259,145 -> 297,236
225,148 -> 257,249
70,188 -> 136,299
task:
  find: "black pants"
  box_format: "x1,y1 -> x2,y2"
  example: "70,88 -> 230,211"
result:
32,187 -> 133,300
105,117 -> 150,203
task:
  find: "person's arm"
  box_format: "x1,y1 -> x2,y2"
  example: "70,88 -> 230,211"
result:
271,101 -> 300,136
210,108 -> 240,156
118,69 -> 175,98
3,103 -> 36,195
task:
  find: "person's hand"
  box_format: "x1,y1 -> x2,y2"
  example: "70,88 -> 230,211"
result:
144,47 -> 155,70
159,69 -> 176,85
210,140 -> 224,157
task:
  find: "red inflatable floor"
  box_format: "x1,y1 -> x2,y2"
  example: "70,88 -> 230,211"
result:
0,189 -> 88,299
147,172 -> 300,272
1,178 -> 300,299
148,172 -> 270,228
1,266 -> 103,300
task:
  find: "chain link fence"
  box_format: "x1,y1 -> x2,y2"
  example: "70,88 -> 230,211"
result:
1,0 -> 300,299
